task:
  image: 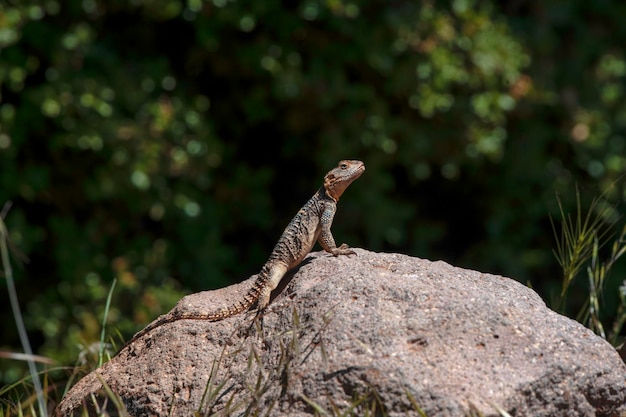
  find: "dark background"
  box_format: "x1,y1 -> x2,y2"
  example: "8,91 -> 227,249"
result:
1,0 -> 624,383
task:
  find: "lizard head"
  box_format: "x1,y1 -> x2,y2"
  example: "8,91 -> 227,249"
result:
323,160 -> 365,202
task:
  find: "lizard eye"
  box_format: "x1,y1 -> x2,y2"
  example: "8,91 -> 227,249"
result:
340,163 -> 347,169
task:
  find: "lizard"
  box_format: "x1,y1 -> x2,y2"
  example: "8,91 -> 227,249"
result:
120,160 -> 365,351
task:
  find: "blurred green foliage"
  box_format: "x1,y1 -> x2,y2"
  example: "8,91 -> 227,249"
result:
1,0 -> 624,384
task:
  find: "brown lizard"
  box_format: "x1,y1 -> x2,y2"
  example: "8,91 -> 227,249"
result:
120,160 -> 365,350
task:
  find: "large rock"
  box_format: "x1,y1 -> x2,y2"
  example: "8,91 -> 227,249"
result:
55,250 -> 626,416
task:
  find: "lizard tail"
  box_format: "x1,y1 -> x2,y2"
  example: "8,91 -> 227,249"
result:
120,270 -> 269,351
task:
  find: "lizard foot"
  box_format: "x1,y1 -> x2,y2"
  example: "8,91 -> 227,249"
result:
257,288 -> 271,310
330,244 -> 357,256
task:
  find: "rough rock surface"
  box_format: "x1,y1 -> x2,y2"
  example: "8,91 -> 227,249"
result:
55,250 -> 626,416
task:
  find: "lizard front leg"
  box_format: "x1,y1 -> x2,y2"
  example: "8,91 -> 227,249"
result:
318,204 -> 356,256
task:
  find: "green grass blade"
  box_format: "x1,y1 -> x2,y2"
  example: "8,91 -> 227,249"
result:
0,208 -> 48,417
98,278 -> 117,367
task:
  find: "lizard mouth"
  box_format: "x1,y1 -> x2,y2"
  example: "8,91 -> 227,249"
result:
354,163 -> 366,177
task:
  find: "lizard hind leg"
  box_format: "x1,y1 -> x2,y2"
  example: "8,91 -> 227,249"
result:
257,262 -> 288,310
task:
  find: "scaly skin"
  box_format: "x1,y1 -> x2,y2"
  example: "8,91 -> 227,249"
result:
120,160 -> 365,350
